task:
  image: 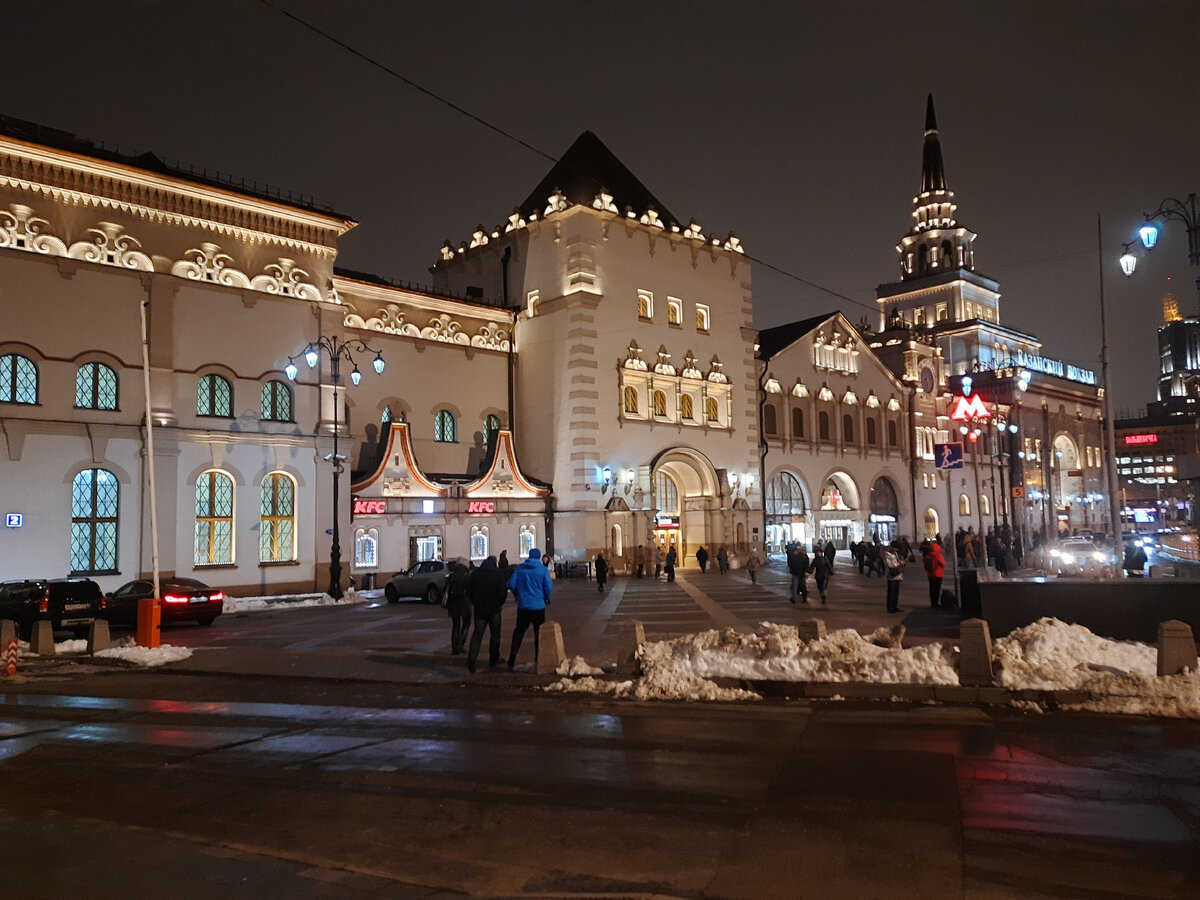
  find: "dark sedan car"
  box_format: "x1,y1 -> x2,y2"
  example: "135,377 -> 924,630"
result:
105,578 -> 224,628
0,578 -> 106,639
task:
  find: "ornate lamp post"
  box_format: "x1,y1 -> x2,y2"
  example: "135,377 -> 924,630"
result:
1120,192 -> 1200,312
286,336 -> 384,599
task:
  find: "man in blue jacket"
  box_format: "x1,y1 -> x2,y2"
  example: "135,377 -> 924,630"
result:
507,547 -> 554,670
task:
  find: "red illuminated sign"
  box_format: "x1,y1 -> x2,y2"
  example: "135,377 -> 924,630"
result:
467,500 -> 496,514
1123,434 -> 1158,445
949,394 -> 992,421
352,498 -> 387,515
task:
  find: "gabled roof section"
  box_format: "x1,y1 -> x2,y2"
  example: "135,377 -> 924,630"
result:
518,131 -> 677,225
757,312 -> 840,361
350,423 -> 446,496
462,431 -> 551,498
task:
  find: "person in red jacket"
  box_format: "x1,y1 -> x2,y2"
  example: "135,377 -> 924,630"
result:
923,538 -> 946,608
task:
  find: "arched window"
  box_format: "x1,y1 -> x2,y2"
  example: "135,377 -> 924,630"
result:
667,298 -> 682,325
818,410 -> 830,441
611,524 -> 623,557
792,407 -> 805,438
470,525 -> 489,560
260,380 -> 293,422
705,396 -> 719,423
763,404 -> 778,436
681,394 -> 694,420
842,413 -> 855,443
70,468 -> 119,574
942,240 -> 955,267
195,470 -> 234,565
959,493 -> 971,515
766,471 -> 805,516
483,414 -> 501,445
354,528 -> 378,568
652,390 -> 667,417
696,305 -> 710,331
637,291 -> 653,319
866,418 -> 878,445
197,374 -> 233,418
0,353 -> 38,405
434,410 -> 457,442
887,419 -> 898,446
519,523 -> 536,557
382,406 -> 392,424
260,472 -> 296,562
656,471 -> 680,514
980,494 -> 991,516
624,386 -> 639,414
918,245 -> 929,273
75,362 -> 118,410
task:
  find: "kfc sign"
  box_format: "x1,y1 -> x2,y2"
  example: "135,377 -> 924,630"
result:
1123,433 -> 1158,445
352,498 -> 387,516
467,500 -> 496,514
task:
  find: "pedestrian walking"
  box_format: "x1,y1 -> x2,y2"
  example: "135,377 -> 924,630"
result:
446,560 -> 472,655
716,545 -> 729,575
823,539 -> 836,571
665,545 -> 677,582
808,549 -> 830,603
634,544 -> 646,579
696,546 -> 709,573
466,555 -> 507,673
595,551 -> 608,592
1123,542 -> 1147,577
883,541 -> 905,613
507,547 -> 554,669
922,539 -> 945,608
746,548 -> 759,584
787,544 -> 810,603
498,549 -> 511,583
652,543 -> 662,579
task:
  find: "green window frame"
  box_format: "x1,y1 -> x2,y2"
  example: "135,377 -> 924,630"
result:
0,353 -> 38,405
70,468 -> 119,574
195,470 -> 234,565
198,374 -> 233,418
260,472 -> 296,562
75,362 -> 118,410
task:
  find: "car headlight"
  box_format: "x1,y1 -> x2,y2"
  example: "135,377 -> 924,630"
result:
1092,552 -> 1105,562
1049,549 -> 1061,558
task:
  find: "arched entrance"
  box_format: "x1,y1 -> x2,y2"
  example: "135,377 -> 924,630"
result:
765,469 -> 808,552
817,471 -> 860,549
1053,433 -> 1082,536
869,476 -> 901,543
651,447 -> 722,566
924,507 -> 939,540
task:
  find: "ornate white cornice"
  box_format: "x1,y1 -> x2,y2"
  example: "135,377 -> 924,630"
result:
0,136 -> 354,259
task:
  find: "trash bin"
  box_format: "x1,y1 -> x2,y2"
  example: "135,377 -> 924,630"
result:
360,572 -> 376,590
958,568 -> 981,619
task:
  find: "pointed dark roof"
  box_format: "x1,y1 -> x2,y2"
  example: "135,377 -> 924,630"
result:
757,312 -> 840,361
920,93 -> 947,193
519,131 -> 677,224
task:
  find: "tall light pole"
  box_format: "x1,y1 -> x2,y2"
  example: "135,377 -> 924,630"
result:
1120,192 -> 1200,313
286,336 -> 384,599
1097,215 -> 1122,573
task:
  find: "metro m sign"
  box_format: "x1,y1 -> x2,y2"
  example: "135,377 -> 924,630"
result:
949,393 -> 991,421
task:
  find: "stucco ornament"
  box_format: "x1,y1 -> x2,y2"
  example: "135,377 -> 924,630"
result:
0,204 -> 68,256
171,243 -> 251,287
67,222 -> 153,270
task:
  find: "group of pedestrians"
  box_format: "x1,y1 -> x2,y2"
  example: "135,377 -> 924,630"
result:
444,548 -> 555,673
784,540 -> 836,604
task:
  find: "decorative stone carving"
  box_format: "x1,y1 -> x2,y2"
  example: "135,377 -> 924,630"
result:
170,243 -> 250,287
681,351 -> 702,380
682,220 -> 705,241
422,313 -> 469,345
0,204 -> 68,256
383,476 -> 410,496
249,258 -> 321,300
706,356 -> 728,383
505,210 -> 528,232
66,222 -> 153,270
469,226 -> 489,248
592,190 -> 617,213
654,346 -> 675,376
543,190 -> 568,216
640,208 -> 664,229
623,341 -> 647,371
470,322 -> 510,350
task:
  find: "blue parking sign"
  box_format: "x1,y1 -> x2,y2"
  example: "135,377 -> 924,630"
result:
934,442 -> 964,469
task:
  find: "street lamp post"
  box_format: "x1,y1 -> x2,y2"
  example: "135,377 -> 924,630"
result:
1120,192 -> 1200,313
286,335 -> 385,600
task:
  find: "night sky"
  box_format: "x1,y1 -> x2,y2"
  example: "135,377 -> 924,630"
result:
6,1 -> 1197,413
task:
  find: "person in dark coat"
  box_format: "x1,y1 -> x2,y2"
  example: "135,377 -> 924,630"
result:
466,556 -> 507,672
716,545 -> 729,575
498,550 -> 511,583
446,561 -> 472,655
696,546 -> 709,573
664,545 -> 677,582
594,552 -> 609,592
787,544 -> 810,603
808,550 -> 831,603
823,540 -> 836,572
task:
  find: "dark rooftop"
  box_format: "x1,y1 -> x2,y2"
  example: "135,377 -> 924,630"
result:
757,312 -> 840,360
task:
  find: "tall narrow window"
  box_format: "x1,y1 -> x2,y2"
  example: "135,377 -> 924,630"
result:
354,528 -> 378,567
818,411 -> 830,441
0,353 -> 38,405
792,408 -> 805,438
637,290 -> 653,320
842,413 -> 855,443
483,413 -> 501,445
763,404 -> 777,436
866,418 -> 878,445
624,386 -> 639,414
959,493 -> 971,515
260,472 -> 296,562
667,297 -> 682,325
195,470 -> 234,565
705,397 -> 719,423
197,374 -> 233,417
470,525 -> 489,560
887,419 -> 899,447
70,468 -> 118,574
696,304 -> 710,331
75,362 -> 118,410
260,380 -> 293,422
519,523 -> 536,557
653,390 -> 667,417
681,394 -> 694,420
434,409 -> 457,442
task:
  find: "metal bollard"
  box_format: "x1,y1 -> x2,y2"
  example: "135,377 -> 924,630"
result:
958,618 -> 995,686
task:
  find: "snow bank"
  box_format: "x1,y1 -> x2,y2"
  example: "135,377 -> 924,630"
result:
223,591 -> 368,613
17,635 -> 193,667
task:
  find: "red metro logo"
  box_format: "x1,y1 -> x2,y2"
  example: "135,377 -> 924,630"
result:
949,393 -> 991,421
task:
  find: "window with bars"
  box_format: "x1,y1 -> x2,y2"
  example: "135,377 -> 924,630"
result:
354,528 -> 378,568
624,386 -> 639,415
483,414 -> 501,445
434,410 -> 457,442
260,472 -> 296,562
70,468 -> 118,574
705,396 -> 719,423
681,394 -> 694,420
260,380 -> 293,422
652,390 -> 667,417
0,353 -> 38,405
195,470 -> 234,565
470,525 -> 489,560
198,374 -> 233,417
75,362 -> 118,410
519,523 -> 536,558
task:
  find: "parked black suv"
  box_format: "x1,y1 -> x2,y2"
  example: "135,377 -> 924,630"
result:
0,578 -> 107,639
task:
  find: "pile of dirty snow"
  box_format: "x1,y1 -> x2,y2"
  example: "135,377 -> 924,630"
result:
18,636 -> 193,667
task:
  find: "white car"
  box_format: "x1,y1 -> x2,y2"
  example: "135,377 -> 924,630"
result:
1049,539 -> 1116,577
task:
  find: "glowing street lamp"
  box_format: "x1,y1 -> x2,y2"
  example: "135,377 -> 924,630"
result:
1124,192 -> 1200,312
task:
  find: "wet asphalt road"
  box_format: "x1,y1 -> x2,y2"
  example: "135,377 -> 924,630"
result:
1,557 -> 1199,898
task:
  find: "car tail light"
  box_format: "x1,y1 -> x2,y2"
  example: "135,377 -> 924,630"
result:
38,587 -> 49,613
162,594 -> 189,604
209,592 -> 224,602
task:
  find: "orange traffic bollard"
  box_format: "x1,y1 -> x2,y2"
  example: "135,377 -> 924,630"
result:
4,637 -> 16,676
137,596 -> 161,649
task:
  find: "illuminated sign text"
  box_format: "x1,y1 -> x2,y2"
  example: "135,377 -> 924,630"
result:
1123,434 -> 1158,445
467,500 -> 496,514
352,498 -> 387,515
